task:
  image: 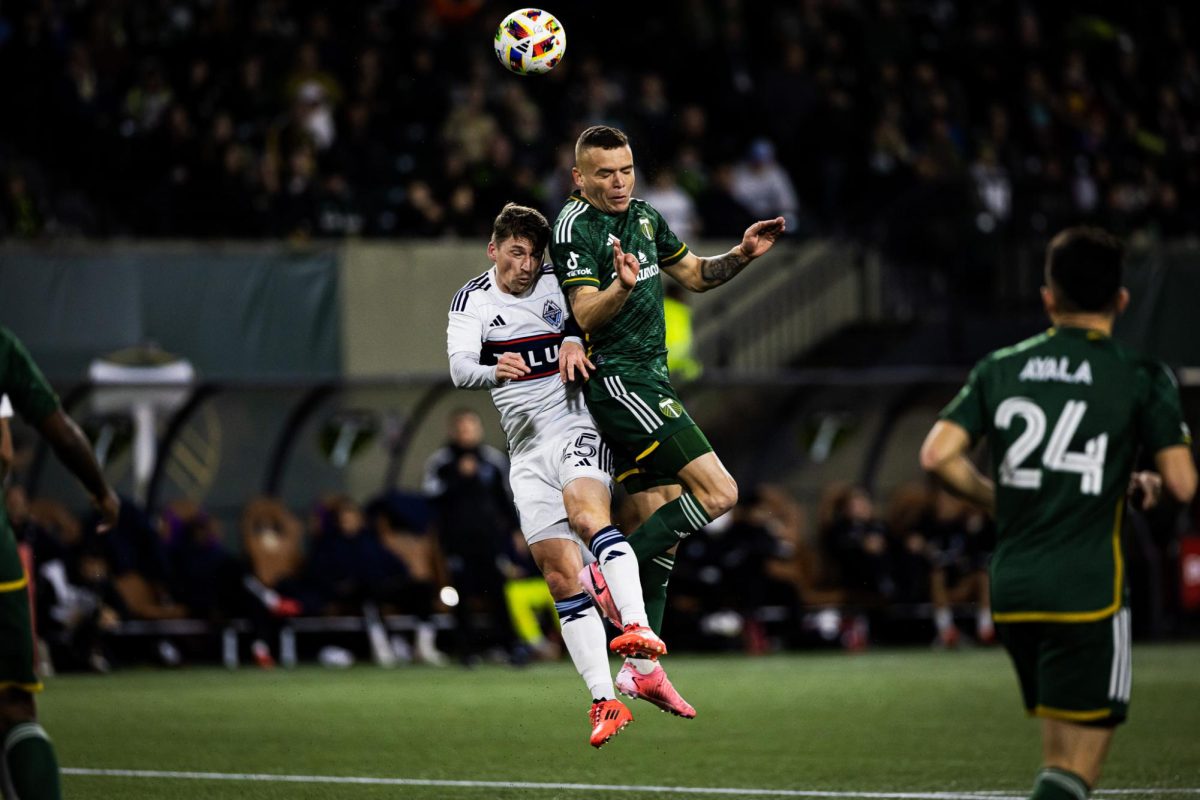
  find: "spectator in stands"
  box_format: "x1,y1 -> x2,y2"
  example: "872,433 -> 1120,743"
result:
423,409 -> 523,666
732,138 -> 801,234
696,163 -> 755,239
640,168 -> 699,243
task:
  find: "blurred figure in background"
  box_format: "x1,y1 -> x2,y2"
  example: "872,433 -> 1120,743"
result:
731,138 -> 801,234
239,497 -> 307,668
663,282 -> 702,382
923,488 -> 994,648
422,409 -> 522,666
819,483 -> 894,602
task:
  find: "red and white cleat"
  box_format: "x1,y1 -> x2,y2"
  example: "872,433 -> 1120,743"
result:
616,661 -> 696,719
578,562 -> 622,627
589,698 -> 633,748
609,624 -> 667,659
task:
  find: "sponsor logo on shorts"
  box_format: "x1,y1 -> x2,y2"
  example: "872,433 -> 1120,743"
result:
658,398 -> 683,419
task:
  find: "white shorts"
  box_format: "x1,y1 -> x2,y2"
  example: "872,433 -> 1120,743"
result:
509,424 -> 613,547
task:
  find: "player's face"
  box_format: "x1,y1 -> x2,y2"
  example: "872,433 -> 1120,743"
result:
574,146 -> 635,214
489,235 -> 542,295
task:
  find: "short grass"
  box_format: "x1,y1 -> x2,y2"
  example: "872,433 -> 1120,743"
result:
42,645 -> 1200,799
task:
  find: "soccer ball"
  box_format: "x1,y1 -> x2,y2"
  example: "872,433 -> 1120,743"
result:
494,9 -> 566,75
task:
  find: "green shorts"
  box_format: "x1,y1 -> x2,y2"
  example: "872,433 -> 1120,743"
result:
586,371 -> 713,494
997,607 -> 1131,726
0,530 -> 40,693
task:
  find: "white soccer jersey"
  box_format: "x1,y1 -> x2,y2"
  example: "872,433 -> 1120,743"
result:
446,265 -> 594,458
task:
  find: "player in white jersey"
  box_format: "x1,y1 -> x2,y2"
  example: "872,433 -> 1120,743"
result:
446,203 -> 668,749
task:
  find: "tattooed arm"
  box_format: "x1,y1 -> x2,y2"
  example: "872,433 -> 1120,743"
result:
662,216 -> 787,292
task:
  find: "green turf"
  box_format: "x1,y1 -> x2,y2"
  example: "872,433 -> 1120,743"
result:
39,645 -> 1200,799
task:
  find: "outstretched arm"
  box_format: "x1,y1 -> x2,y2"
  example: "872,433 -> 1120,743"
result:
919,420 -> 995,514
39,410 -> 120,530
663,217 -> 786,292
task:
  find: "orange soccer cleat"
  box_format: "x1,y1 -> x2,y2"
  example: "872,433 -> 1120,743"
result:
589,698 -> 634,748
609,624 -> 668,659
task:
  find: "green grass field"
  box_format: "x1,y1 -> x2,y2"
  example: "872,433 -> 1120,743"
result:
41,645 -> 1200,799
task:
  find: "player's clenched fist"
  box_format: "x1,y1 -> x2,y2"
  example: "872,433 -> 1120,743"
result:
495,352 -> 531,382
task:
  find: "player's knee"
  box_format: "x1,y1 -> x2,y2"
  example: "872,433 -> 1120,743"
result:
541,568 -> 580,600
567,508 -> 606,540
697,478 -> 738,519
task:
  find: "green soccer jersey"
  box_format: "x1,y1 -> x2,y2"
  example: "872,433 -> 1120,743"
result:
940,326 -> 1191,621
550,192 -> 689,379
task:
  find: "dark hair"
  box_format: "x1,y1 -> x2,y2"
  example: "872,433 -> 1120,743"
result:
575,125 -> 630,160
1044,226 -> 1124,312
491,202 -> 549,255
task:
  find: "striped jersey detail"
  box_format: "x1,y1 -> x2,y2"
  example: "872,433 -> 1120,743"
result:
554,202 -> 588,244
602,376 -> 663,434
1108,607 -> 1132,703
451,272 -> 491,312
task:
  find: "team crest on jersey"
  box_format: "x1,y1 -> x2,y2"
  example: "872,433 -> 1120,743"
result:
639,217 -> 653,239
658,397 -> 683,419
542,299 -> 563,327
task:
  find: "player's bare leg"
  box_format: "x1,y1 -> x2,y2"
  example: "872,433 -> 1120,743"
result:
565,478 -> 664,658
529,537 -> 633,747
1031,718 -> 1115,798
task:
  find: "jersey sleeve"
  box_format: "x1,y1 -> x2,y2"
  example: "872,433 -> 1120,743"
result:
551,209 -> 602,289
0,328 -> 60,426
653,206 -> 689,267
939,360 -> 988,442
1138,362 -> 1192,453
446,295 -> 498,389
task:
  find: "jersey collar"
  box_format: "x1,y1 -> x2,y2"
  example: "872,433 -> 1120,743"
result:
1049,325 -> 1110,341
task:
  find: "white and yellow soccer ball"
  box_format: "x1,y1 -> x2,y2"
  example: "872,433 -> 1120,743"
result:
494,8 -> 566,75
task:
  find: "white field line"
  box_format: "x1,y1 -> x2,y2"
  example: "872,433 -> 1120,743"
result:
61,768 -> 1200,799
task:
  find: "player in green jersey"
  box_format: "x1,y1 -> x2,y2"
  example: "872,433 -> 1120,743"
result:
550,126 -> 785,716
0,327 -> 120,800
919,228 -> 1197,800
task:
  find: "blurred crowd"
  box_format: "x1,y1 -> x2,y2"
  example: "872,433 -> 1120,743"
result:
5,403 -> 997,674
1,0 -> 1199,250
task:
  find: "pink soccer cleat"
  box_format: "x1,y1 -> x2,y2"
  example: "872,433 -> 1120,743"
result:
578,562 -> 622,627
616,661 -> 696,719
609,623 -> 668,659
